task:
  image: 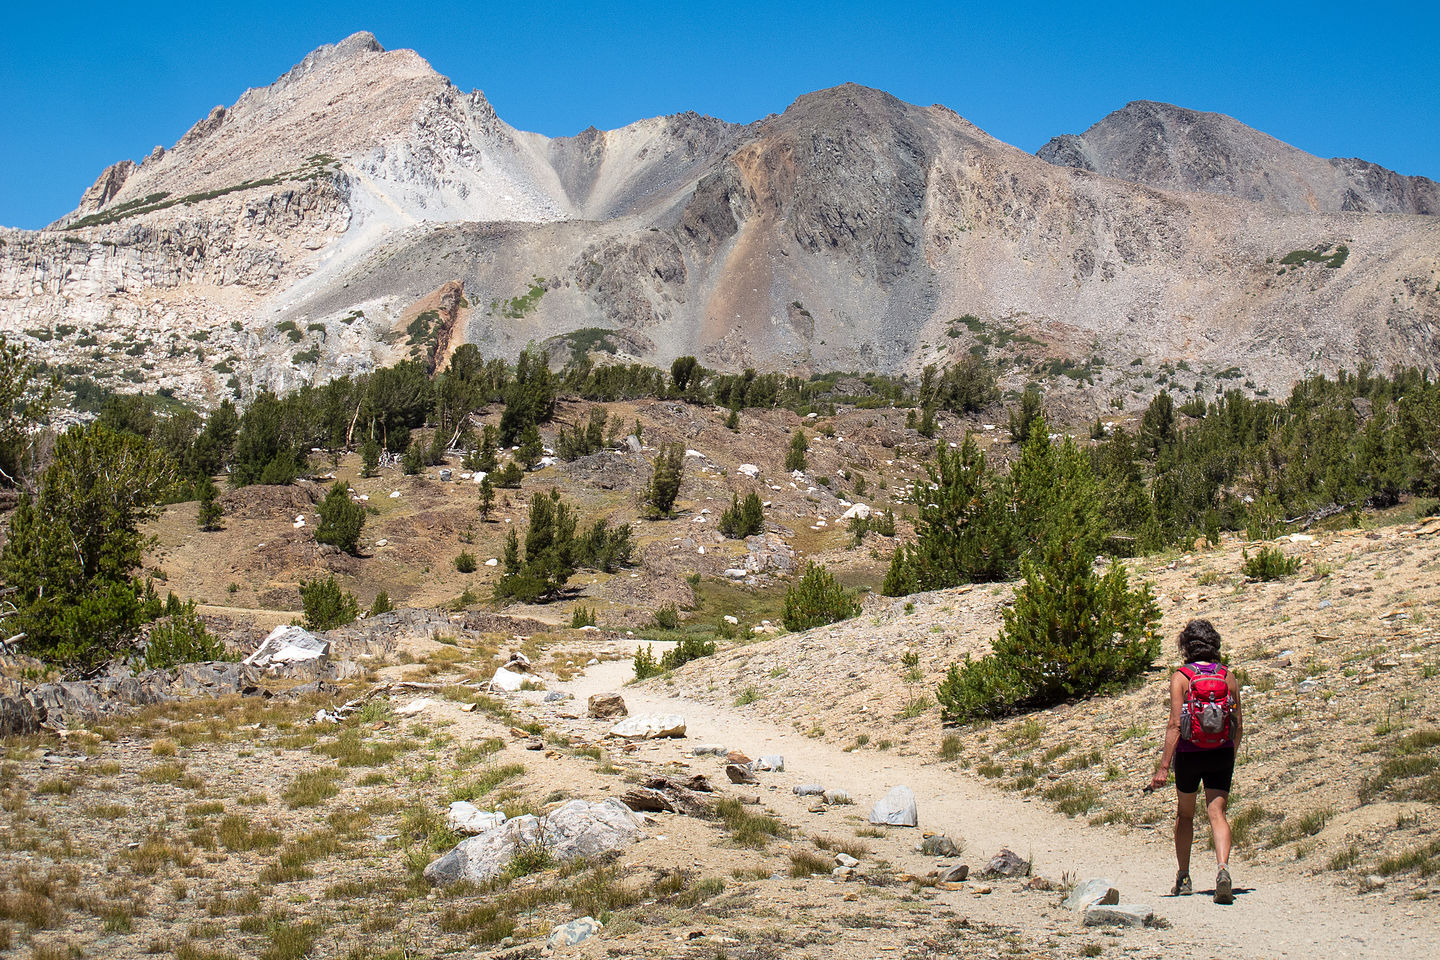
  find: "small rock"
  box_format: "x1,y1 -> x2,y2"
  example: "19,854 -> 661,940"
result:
1363,874 -> 1387,891
823,789 -> 853,805
489,667 -> 524,693
543,691 -> 571,703
725,764 -> 758,785
726,751 -> 751,765
691,744 -> 727,757
832,866 -> 855,878
973,885 -> 993,895
1063,878 -> 1120,911
396,698 -> 436,717
793,784 -> 825,796
588,693 -> 628,719
835,853 -> 859,868
921,835 -> 960,857
549,916 -> 603,949
869,785 -> 918,827
983,848 -> 1030,878
937,864 -> 969,883
755,755 -> 784,772
445,802 -> 506,835
1083,903 -> 1154,928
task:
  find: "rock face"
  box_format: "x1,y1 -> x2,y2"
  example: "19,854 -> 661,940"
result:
425,798 -> 643,885
3,38 -> 1438,406
1038,100 -> 1440,216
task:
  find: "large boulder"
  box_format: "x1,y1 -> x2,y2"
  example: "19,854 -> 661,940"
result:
425,799 -> 643,885
588,693 -> 628,719
869,786 -> 918,827
610,714 -> 686,739
243,625 -> 329,668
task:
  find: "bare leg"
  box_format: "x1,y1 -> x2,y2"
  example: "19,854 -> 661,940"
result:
1205,789 -> 1231,867
1175,790 -> 1198,875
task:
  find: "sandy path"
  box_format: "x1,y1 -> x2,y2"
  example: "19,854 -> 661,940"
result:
558,656 -> 1436,960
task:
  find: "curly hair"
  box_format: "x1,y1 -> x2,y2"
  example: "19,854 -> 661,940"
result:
1178,619 -> 1222,663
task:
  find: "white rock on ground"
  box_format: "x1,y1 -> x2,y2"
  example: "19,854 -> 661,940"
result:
549,916 -> 603,949
445,802 -> 506,835
1063,878 -> 1120,911
489,666 -> 525,692
610,714 -> 686,739
869,785 -> 918,827
243,626 -> 329,667
425,799 -> 644,885
841,503 -> 872,520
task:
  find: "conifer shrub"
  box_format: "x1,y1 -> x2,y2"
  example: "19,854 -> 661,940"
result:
402,447 -> 423,475
936,528 -> 1160,723
1242,546 -> 1301,581
299,575 -> 359,630
360,436 -> 380,477
718,492 -> 765,539
478,475 -> 496,519
784,430 -> 808,472
570,605 -> 597,628
493,461 -> 524,489
577,519 -> 634,572
494,489 -> 578,603
145,604 -> 232,669
653,604 -> 681,630
315,481 -> 365,554
368,591 -> 394,616
782,563 -> 860,632
645,444 -> 685,518
196,476 -> 223,530
633,644 -> 661,680
454,552 -> 477,573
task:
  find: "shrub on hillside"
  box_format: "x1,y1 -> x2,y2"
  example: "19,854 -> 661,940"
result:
144,604 -> 232,669
1242,546 -> 1300,581
299,575 -> 359,630
782,563 -> 860,632
718,492 -> 765,539
645,444 -> 685,518
936,511 -> 1160,723
315,481 -> 365,554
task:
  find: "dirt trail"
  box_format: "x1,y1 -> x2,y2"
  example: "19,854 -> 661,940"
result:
561,656 -> 1436,960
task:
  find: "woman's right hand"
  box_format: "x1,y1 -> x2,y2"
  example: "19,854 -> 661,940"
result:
1148,768 -> 1168,792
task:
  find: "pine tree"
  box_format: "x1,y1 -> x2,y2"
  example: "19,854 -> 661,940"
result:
478,475 -> 495,520
718,491 -> 765,539
646,443 -> 685,517
1008,386 -> 1044,445
299,575 -> 359,630
518,423 -> 544,470
476,425 -> 498,472
494,488 -> 579,603
784,430 -> 808,472
360,435 -> 380,477
782,562 -> 860,631
196,476 -> 223,531
0,423 -> 174,667
315,480 -> 365,554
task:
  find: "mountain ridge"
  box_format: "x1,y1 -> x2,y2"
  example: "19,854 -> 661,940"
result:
2,34 -> 1437,408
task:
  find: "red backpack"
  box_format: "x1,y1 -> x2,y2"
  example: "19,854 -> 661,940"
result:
1179,662 -> 1233,749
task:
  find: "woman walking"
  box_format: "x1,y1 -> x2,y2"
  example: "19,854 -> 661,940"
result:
1149,619 -> 1243,904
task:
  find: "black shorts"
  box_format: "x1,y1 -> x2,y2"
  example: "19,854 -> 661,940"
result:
1175,748 -> 1235,794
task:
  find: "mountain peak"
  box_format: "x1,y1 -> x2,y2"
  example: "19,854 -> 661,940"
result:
1038,100 -> 1439,215
278,31 -> 387,87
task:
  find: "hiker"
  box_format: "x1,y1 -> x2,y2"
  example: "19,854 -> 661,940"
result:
1149,618 -> 1242,904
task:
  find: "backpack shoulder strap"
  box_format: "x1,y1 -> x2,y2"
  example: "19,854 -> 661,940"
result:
1177,665 -> 1197,682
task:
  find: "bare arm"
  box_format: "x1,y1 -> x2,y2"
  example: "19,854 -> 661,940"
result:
1149,671 -> 1187,790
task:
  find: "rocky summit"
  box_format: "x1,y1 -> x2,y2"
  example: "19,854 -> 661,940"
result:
1,31 -> 1438,407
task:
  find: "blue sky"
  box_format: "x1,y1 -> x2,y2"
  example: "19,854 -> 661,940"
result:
3,1 -> 1436,229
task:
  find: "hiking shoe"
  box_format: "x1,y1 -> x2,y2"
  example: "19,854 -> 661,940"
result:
1214,867 -> 1233,904
1171,872 -> 1192,896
